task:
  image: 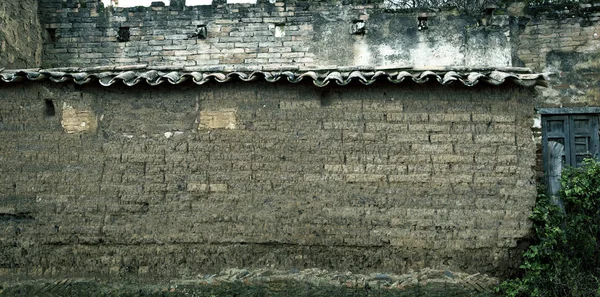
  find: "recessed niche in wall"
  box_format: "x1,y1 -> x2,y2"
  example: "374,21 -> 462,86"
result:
320,90 -> 333,106
117,27 -> 130,42
417,16 -> 428,31
44,99 -> 56,117
190,25 -> 207,39
351,20 -> 365,35
46,28 -> 57,43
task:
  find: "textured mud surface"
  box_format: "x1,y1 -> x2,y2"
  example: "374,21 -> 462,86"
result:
0,0 -> 43,68
0,268 -> 498,297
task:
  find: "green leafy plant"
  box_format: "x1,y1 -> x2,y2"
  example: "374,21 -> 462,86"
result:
498,158 -> 600,297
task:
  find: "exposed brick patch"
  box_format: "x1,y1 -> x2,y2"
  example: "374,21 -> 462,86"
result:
61,103 -> 97,134
199,109 -> 237,129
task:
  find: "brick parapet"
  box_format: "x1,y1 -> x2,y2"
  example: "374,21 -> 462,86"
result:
39,0 -> 361,68
37,0 -> 513,69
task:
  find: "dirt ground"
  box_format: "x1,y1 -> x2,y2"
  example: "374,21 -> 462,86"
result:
0,268 -> 499,297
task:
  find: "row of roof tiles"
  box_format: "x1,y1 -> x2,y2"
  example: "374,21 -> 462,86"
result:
0,65 -> 549,87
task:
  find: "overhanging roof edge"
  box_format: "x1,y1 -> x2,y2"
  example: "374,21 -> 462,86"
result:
0,66 -> 550,88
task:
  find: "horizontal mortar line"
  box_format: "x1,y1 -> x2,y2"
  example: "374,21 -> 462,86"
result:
41,241 -> 389,248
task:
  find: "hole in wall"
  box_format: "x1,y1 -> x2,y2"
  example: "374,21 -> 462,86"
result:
417,16 -> 428,31
198,25 -> 207,39
320,90 -> 332,106
117,27 -> 130,42
46,28 -> 57,43
351,20 -> 365,35
189,25 -> 207,39
44,99 -> 56,117
275,23 -> 285,38
479,4 -> 497,27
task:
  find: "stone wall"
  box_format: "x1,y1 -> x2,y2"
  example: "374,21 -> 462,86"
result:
0,0 -> 43,68
0,80 -> 537,279
38,0 -> 513,68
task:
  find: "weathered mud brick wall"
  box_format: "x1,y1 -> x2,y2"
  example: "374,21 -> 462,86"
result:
38,0 -> 512,68
0,80 -> 537,279
0,0 -> 43,68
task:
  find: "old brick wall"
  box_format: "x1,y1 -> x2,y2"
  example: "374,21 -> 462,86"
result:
38,0 -> 512,68
0,0 -> 43,68
515,3 -> 600,106
0,80 -> 537,279
512,3 -> 600,179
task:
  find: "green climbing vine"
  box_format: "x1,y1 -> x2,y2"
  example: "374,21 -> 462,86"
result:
498,159 -> 600,297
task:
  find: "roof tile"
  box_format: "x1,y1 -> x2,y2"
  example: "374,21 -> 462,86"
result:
0,66 -> 550,88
